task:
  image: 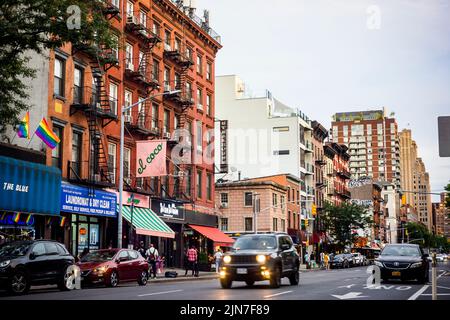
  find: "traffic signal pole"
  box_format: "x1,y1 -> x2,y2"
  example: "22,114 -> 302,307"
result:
432,252 -> 437,300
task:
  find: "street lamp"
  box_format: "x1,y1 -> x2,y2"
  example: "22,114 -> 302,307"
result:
117,90 -> 180,248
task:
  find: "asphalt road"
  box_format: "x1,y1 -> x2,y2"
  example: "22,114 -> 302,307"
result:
1,262 -> 449,300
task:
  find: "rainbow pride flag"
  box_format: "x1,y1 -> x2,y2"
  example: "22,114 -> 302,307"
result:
60,216 -> 66,227
26,214 -> 32,224
17,112 -> 29,139
35,118 -> 60,149
13,213 -> 21,223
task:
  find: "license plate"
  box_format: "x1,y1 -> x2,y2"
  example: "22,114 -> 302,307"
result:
237,268 -> 247,274
392,271 -> 401,276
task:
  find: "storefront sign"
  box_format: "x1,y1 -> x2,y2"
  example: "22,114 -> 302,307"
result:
0,155 -> 61,215
220,120 -> 228,173
60,182 -> 117,217
136,140 -> 166,178
152,199 -> 185,220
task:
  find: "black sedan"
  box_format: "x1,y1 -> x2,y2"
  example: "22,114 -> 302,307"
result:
374,244 -> 429,284
330,254 -> 351,269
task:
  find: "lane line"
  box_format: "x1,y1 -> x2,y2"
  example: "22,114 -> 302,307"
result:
138,289 -> 183,297
407,285 -> 429,300
264,291 -> 293,299
421,293 -> 450,296
437,286 -> 450,290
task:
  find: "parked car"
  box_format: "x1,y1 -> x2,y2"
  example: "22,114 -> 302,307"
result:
351,253 -> 364,266
0,240 -> 75,295
219,233 -> 300,289
77,249 -> 149,287
374,244 -> 429,283
330,254 -> 351,269
436,254 -> 445,262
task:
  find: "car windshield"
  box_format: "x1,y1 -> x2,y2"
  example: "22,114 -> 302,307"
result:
381,246 -> 421,257
0,242 -> 31,258
233,236 -> 277,250
80,250 -> 117,262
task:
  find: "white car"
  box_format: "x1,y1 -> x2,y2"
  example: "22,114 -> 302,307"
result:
436,254 -> 445,262
351,253 -> 364,266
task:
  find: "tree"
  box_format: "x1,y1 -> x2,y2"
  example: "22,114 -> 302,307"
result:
321,202 -> 373,250
0,0 -> 118,133
405,222 -> 430,246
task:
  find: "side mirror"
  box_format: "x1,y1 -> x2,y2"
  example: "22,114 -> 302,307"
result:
115,258 -> 121,264
281,244 -> 290,251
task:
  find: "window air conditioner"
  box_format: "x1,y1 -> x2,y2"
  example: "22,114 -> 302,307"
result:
164,43 -> 172,51
221,203 -> 228,208
124,115 -> 132,123
197,104 -> 203,110
127,16 -> 139,25
126,62 -> 135,71
163,132 -> 171,139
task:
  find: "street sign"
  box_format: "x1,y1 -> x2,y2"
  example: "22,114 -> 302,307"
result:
438,116 -> 450,157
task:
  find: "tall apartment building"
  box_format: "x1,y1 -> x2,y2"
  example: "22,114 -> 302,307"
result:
331,109 -> 401,189
399,129 -> 433,231
1,0 -> 223,266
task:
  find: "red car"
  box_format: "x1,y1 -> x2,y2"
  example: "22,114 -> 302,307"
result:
77,249 -> 149,287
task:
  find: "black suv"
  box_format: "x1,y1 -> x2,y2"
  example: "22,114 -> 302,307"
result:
219,233 -> 300,289
0,240 -> 75,294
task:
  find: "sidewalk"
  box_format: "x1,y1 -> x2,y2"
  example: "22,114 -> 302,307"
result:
148,268 -> 219,284
300,264 -> 325,272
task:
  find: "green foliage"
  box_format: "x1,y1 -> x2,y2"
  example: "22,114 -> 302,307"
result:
406,222 -> 450,251
321,202 -> 373,249
0,0 -> 118,133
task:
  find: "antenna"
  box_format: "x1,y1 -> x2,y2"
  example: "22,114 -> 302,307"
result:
203,10 -> 210,27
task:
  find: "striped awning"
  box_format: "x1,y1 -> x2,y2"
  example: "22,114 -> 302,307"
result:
118,205 -> 175,239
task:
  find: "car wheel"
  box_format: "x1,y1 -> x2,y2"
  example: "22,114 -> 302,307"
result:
220,278 -> 232,289
245,280 -> 255,286
107,271 -> 119,287
9,270 -> 30,295
269,266 -> 281,289
58,265 -> 76,291
288,267 -> 299,286
138,270 -> 148,286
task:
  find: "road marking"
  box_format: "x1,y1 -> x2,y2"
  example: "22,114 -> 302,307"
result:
421,293 -> 450,296
338,284 -> 356,289
138,289 -> 183,297
264,291 -> 293,298
331,292 -> 368,300
407,285 -> 429,300
437,286 -> 450,290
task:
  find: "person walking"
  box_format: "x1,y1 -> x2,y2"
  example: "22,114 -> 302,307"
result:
324,252 -> 330,270
304,251 -> 310,269
146,244 -> 159,279
320,251 -> 325,269
310,252 -> 316,269
213,248 -> 223,273
137,241 -> 146,259
186,245 -> 197,277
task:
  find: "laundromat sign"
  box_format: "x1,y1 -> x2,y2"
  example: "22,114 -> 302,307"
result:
60,182 -> 117,217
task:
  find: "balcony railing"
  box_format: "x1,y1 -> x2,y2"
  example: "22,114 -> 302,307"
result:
70,86 -> 117,119
163,82 -> 194,107
163,47 -> 194,68
124,114 -> 161,137
125,15 -> 162,44
124,58 -> 160,89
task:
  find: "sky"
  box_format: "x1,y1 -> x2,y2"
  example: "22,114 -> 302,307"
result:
195,0 -> 450,201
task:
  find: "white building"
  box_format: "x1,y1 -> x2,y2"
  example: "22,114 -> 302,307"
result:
214,74 -> 315,220
380,181 -> 399,244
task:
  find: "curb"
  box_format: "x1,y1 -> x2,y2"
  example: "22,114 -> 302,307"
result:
149,275 -> 219,284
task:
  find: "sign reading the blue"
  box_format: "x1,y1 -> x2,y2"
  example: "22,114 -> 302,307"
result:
60,182 -> 117,218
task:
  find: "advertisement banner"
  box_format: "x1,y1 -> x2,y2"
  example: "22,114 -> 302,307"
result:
136,140 -> 166,178
151,199 -> 185,220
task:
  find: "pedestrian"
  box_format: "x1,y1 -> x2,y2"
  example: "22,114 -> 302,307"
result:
137,241 -> 146,259
214,248 -> 223,273
304,251 -> 310,269
324,252 -> 330,270
186,245 -> 197,277
310,252 -> 316,269
320,252 -> 325,269
146,244 -> 159,279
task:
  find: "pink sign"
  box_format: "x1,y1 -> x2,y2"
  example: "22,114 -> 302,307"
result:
105,189 -> 150,209
136,140 -> 166,178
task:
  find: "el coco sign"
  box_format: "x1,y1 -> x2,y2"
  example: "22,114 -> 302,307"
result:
136,140 -> 166,178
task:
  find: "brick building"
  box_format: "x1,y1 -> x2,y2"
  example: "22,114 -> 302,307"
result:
325,142 -> 351,205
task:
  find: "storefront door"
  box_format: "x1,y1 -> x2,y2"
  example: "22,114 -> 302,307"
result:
71,215 -> 101,257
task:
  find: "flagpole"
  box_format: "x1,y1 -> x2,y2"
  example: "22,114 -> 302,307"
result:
10,131 -> 18,144
27,131 -> 36,148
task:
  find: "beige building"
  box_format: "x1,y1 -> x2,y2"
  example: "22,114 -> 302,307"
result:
215,180 -> 287,235
399,129 -> 433,231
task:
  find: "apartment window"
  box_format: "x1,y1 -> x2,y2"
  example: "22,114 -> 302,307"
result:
206,62 -> 212,81
71,130 -> 82,177
125,43 -> 133,69
281,219 -> 285,232
139,10 -> 147,27
73,67 -> 83,104
186,47 -> 193,61
197,55 -> 203,74
343,125 -> 348,137
244,192 -> 253,207
124,147 -> 131,181
332,126 -> 338,138
206,173 -> 212,201
244,217 -> 253,232
174,73 -> 181,89
124,90 -> 132,116
164,67 -> 170,89
138,50 -> 145,73
163,109 -> 170,134
138,96 -> 145,127
164,30 -> 171,48
185,168 -> 192,196
54,57 -> 65,97
161,176 -> 168,198
196,120 -> 202,152
377,123 -> 383,134
196,170 -> 202,198
174,38 -> 181,51
107,142 -> 117,183
206,94 -> 211,115
152,59 -> 159,81
152,21 -> 160,36
220,218 -> 228,232
186,82 -> 192,99
151,103 -> 158,130
273,218 -> 278,232
273,126 -> 289,132
281,195 -> 285,209
220,193 -> 228,205
126,1 -> 133,17
273,150 -> 290,155
109,82 -> 118,114
351,124 -> 364,136
111,34 -> 119,59
111,0 -> 120,9
51,126 -> 63,169
272,193 -> 278,207
197,88 -> 203,109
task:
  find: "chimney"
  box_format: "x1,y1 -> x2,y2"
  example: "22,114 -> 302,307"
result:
238,171 -> 241,181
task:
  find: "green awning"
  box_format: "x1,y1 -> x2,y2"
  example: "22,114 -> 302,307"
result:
118,205 -> 175,239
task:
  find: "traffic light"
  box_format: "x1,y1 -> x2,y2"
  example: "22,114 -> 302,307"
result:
305,219 -> 309,227
401,194 -> 406,205
312,204 -> 317,216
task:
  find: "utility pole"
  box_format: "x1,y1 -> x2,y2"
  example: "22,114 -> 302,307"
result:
253,192 -> 259,234
432,251 -> 437,300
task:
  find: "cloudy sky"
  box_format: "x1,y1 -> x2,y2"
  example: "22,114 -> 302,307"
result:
196,0 -> 450,200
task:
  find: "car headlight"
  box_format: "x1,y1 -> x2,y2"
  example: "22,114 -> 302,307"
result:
0,260 -> 10,268
410,262 -> 422,268
94,266 -> 109,273
223,256 -> 231,264
256,255 -> 266,263
374,261 -> 384,267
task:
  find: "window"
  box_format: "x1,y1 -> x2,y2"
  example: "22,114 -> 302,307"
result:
174,73 -> 181,89
175,38 -> 181,51
161,176 -> 169,198
343,125 -> 348,137
206,94 -> 211,115
220,193 -> 228,205
197,88 -> 203,109
129,250 -> 138,260
164,67 -> 170,88
71,130 -> 82,177
287,187 -> 291,201
186,81 -> 192,99
163,109 -> 170,134
164,30 -> 171,48
185,168 -> 192,196
45,242 -> 58,255
196,120 -> 202,152
152,59 -> 159,81
109,82 -> 118,114
273,218 -> 278,231
139,10 -> 146,27
272,193 -> 278,207
138,50 -> 145,73
186,47 -> 193,61
138,96 -> 145,127
51,126 -> 63,169
197,54 -> 203,74
244,192 -> 253,207
73,67 -> 83,104
281,195 -> 285,209
377,123 -> 383,134
351,124 -> 364,136
117,250 -> 129,261
196,170 -> 202,198
206,62 -> 212,81
206,173 -> 212,200
126,0 -> 133,17
125,43 -> 133,69
273,126 -> 290,132
151,103 -> 158,130
124,90 -> 132,116
273,150 -> 290,155
244,217 -> 253,232
124,147 -> 130,181
152,21 -> 160,36
111,34 -> 119,59
54,57 -> 65,97
281,219 -> 285,232
32,243 -> 46,256
111,0 -> 120,9
220,218 -> 228,231
108,142 -> 116,183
